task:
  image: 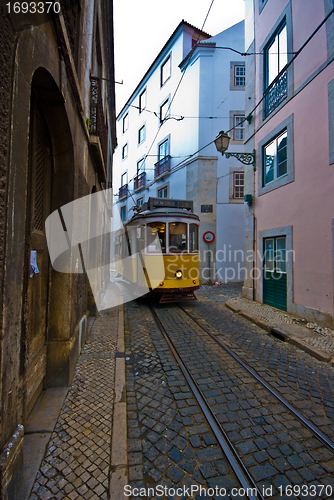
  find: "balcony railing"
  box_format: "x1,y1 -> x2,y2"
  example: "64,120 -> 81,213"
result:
90,76 -> 108,166
154,155 -> 171,178
264,69 -> 287,118
119,184 -> 128,200
134,172 -> 146,191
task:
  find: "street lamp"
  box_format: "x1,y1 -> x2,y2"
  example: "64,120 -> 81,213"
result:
214,130 -> 256,169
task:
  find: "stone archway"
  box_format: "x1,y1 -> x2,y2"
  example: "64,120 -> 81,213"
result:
4,27 -> 77,425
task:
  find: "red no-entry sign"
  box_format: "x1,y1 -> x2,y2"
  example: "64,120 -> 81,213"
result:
203,231 -> 215,243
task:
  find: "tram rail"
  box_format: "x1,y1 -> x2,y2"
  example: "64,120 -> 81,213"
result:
149,302 -> 334,500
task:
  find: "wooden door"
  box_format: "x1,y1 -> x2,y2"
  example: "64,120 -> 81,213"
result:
263,237 -> 287,311
25,100 -> 52,417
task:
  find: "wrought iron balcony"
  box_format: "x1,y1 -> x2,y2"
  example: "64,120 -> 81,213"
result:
90,76 -> 108,168
119,184 -> 128,200
134,172 -> 146,191
154,155 -> 171,178
264,69 -> 287,118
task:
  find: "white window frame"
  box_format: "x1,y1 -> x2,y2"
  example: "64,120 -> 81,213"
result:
139,88 -> 147,113
122,113 -> 128,133
158,186 -> 168,198
137,157 -> 145,174
263,130 -> 287,186
159,98 -> 169,124
230,62 -> 245,91
233,115 -> 245,141
122,143 -> 128,160
233,172 -> 244,199
258,114 -> 294,196
234,65 -> 246,86
120,205 -> 126,222
138,125 -> 146,145
160,55 -> 171,87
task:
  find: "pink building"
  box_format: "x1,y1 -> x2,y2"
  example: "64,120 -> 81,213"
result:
243,0 -> 334,326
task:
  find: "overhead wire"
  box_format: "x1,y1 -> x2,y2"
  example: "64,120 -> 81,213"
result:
143,0 -> 216,161
118,6 -> 334,202
120,0 -> 217,203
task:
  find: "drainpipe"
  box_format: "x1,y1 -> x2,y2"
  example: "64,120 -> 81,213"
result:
253,214 -> 256,301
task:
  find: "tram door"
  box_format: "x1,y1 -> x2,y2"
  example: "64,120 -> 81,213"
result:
263,237 -> 287,311
25,100 -> 52,417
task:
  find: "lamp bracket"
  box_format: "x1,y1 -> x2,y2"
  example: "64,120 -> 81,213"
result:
225,150 -> 256,168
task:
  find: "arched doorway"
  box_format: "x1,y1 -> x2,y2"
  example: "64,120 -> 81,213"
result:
24,93 -> 53,417
23,68 -> 76,419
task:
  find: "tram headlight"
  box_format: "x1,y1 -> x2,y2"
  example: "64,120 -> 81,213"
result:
175,270 -> 183,279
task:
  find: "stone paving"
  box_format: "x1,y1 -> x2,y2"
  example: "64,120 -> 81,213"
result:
191,287 -> 334,433
25,283 -> 334,500
155,304 -> 334,499
200,284 -> 334,358
29,307 -> 118,500
124,300 -> 246,500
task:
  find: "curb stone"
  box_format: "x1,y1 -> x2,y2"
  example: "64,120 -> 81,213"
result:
110,297 -> 128,499
226,299 -> 334,365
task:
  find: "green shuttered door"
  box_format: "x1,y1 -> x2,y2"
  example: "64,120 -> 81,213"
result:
263,237 -> 287,311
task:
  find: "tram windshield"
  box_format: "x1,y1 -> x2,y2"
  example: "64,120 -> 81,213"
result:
169,222 -> 187,252
189,224 -> 198,252
147,222 -> 166,253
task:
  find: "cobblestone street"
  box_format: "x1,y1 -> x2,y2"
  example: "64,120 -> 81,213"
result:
26,284 -> 334,500
28,307 -> 118,500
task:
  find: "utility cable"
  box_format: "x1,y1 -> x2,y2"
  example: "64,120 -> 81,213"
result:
116,7 -> 334,200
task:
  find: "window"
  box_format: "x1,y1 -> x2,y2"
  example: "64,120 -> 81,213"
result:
265,24 -> 287,88
137,197 -> 144,207
160,99 -> 169,124
137,158 -> 145,173
233,172 -> 244,199
138,125 -> 145,145
122,143 -> 128,160
120,205 -> 126,222
159,139 -> 168,160
189,224 -> 198,252
169,222 -> 187,253
263,130 -> 287,185
147,222 -> 166,253
121,172 -> 127,186
264,237 -> 286,273
233,115 -> 245,141
161,56 -> 171,87
234,65 -> 245,86
123,113 -> 128,133
139,89 -> 146,113
230,63 -> 245,90
259,0 -> 269,14
158,186 -> 168,198
264,22 -> 288,117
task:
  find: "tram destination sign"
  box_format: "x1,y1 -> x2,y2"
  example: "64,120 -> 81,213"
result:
146,197 -> 193,211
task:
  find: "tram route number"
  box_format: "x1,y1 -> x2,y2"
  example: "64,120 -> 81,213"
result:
278,484 -> 333,497
6,2 -> 60,14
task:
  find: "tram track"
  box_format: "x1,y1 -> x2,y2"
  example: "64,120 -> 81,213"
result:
149,302 -> 334,500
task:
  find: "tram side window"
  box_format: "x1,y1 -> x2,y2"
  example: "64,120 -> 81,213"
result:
147,222 -> 166,253
169,222 -> 187,252
189,224 -> 198,252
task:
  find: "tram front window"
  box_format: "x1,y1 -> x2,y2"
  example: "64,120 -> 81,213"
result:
189,224 -> 198,252
147,222 -> 166,253
169,222 -> 187,252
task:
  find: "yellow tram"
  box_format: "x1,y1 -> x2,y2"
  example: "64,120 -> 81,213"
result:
115,198 -> 200,303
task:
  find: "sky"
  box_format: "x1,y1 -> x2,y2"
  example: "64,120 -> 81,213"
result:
113,0 -> 245,114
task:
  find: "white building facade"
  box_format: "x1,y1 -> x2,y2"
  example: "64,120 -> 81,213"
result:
114,20 -> 246,283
